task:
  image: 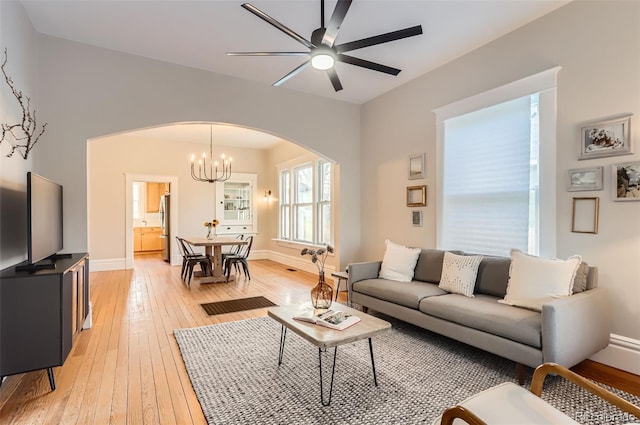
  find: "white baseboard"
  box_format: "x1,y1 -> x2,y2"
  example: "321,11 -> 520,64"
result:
589,334 -> 640,375
91,258 -> 126,271
266,250 -> 336,276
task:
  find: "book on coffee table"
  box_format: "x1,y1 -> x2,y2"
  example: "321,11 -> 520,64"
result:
294,308 -> 361,331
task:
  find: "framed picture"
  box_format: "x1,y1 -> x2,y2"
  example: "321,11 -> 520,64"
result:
408,153 -> 426,180
578,114 -> 632,160
567,166 -> 603,191
571,197 -> 599,234
612,161 -> 640,201
407,185 -> 427,207
412,210 -> 423,227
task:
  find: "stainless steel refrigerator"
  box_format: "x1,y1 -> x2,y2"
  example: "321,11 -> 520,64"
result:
159,193 -> 170,262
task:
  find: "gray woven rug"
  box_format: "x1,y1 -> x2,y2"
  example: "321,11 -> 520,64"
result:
174,315 -> 640,425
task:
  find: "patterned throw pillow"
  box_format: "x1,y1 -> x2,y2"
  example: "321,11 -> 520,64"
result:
438,252 -> 484,297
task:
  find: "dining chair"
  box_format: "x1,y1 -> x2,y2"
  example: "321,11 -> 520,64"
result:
221,234 -> 244,275
224,235 -> 254,281
176,237 -> 212,285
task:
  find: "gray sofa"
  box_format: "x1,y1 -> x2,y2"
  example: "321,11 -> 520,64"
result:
348,249 -> 611,375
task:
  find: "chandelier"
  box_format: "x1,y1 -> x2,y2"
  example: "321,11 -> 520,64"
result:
190,125 -> 232,183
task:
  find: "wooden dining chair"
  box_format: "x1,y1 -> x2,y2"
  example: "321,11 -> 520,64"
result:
224,235 -> 254,281
176,237 -> 212,285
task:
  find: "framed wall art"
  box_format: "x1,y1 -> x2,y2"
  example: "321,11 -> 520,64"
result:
408,153 -> 426,180
412,210 -> 423,227
571,197 -> 599,234
567,166 -> 603,191
612,161 -> 640,201
407,185 -> 427,207
578,114 -> 632,160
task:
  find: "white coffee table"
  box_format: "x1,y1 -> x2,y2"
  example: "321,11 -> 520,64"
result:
267,303 -> 391,406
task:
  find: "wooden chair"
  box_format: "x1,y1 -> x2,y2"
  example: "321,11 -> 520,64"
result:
435,362 -> 640,425
176,237 -> 212,285
224,235 -> 254,281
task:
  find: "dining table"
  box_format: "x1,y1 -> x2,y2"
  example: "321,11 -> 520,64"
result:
181,236 -> 248,283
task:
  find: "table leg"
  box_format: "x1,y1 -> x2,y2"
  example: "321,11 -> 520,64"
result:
278,325 -> 287,365
369,338 -> 378,386
318,347 -> 338,406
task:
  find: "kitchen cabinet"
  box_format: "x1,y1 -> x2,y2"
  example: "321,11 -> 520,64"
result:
133,227 -> 163,252
146,182 -> 167,213
215,173 -> 258,236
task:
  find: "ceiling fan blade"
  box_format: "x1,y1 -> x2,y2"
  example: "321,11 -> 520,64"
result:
227,52 -> 309,56
327,68 -> 343,92
241,3 -> 315,50
336,25 -> 423,53
321,0 -> 352,47
337,53 -> 401,75
273,61 -> 311,87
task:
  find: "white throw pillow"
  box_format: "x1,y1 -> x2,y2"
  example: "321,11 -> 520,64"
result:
499,249 -> 582,311
378,240 -> 421,282
438,252 -> 483,297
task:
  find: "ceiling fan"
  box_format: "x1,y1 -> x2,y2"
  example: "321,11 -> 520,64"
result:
227,0 -> 423,92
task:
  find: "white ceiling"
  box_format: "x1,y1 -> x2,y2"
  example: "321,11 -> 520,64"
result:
21,0 -> 570,105
21,0 -> 570,149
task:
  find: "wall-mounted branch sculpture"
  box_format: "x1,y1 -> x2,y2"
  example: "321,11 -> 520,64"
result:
1,48 -> 47,159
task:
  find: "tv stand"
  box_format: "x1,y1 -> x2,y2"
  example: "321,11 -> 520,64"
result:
1,253 -> 89,392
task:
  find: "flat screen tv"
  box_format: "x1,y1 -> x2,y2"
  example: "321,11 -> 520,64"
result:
26,172 -> 63,266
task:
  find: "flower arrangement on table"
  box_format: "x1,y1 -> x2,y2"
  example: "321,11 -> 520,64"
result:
204,219 -> 219,239
301,245 -> 334,309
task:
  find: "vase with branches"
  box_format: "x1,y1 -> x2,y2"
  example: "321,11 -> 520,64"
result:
301,245 -> 334,309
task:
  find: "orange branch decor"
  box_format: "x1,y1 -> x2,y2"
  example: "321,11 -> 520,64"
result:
1,48 -> 48,159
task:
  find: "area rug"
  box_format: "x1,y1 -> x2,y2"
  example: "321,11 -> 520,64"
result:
200,296 -> 276,316
174,316 -> 640,425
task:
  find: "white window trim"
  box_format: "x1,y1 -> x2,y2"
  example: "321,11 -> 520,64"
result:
433,67 -> 561,258
277,154 -> 334,245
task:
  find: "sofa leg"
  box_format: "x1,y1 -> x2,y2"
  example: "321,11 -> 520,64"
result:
361,306 -> 369,314
516,363 -> 527,386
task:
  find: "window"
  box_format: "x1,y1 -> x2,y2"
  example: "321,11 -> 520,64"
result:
434,68 -> 560,257
132,182 -> 144,219
279,158 -> 332,245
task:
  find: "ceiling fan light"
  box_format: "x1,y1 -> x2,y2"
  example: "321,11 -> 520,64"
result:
311,52 -> 335,70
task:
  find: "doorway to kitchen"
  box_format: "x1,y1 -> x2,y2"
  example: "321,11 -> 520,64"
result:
125,174 -> 179,270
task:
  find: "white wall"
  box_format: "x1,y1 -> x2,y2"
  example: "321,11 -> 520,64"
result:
0,1 -> 38,269
361,1 -> 640,373
32,34 -> 361,270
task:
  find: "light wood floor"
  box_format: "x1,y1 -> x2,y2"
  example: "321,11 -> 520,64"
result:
1,254 -> 638,424
0,254 -> 333,425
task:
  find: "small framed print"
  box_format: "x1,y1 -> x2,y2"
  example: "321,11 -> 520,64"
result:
612,161 -> 640,201
578,114 -> 633,160
412,210 -> 423,227
567,166 -> 603,191
407,185 -> 427,207
408,153 -> 426,180
571,197 -> 599,234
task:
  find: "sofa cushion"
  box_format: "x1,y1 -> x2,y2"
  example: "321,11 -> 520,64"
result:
438,252 -> 483,297
353,279 -> 447,309
572,261 -> 590,293
378,240 -> 422,282
419,294 -> 542,348
414,249 -> 462,283
500,250 -> 582,312
474,256 -> 511,297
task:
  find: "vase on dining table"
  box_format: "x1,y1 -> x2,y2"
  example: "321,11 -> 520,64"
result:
310,271 -> 333,310
206,226 -> 213,240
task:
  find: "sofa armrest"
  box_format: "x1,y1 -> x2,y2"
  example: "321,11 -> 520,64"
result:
347,261 -> 382,301
541,287 -> 611,367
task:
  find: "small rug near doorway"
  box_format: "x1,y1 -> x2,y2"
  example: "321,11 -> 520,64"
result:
200,296 -> 276,316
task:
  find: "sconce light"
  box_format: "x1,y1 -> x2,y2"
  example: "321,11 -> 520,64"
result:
264,190 -> 272,199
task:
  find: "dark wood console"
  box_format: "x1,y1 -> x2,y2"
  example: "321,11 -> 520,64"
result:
0,253 -> 89,391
